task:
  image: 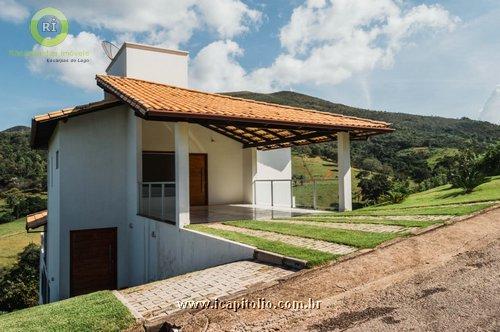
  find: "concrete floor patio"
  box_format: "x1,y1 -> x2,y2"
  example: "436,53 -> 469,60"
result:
189,204 -> 323,224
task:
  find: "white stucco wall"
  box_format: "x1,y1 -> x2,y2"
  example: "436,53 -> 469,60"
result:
55,105 -> 130,299
156,223 -> 254,279
253,148 -> 292,207
142,121 -> 246,205
106,43 -> 188,88
46,127 -> 61,302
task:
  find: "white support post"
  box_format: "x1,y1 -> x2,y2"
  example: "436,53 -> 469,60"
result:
337,132 -> 352,212
175,122 -> 190,227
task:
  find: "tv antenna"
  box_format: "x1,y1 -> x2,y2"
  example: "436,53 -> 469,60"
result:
101,41 -> 119,60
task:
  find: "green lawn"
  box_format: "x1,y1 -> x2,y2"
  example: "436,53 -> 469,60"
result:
282,217 -> 442,228
0,218 -> 40,267
0,291 -> 135,331
224,220 -> 399,248
188,224 -> 336,266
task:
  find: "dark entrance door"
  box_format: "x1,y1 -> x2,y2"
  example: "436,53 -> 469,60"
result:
189,154 -> 208,206
70,228 -> 117,297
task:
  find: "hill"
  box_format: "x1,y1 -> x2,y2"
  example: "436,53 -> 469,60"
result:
226,91 -> 500,183
1,126 -> 30,133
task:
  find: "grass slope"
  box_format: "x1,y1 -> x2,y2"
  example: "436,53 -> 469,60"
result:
371,176 -> 500,209
225,221 -> 398,248
188,224 -> 336,266
0,291 -> 135,331
0,218 -> 40,267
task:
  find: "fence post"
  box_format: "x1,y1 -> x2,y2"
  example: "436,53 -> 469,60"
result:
161,183 -> 164,220
148,183 -> 151,216
313,179 -> 317,210
270,180 -> 274,207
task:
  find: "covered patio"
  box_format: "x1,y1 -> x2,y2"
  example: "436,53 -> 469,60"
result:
93,75 -> 394,226
189,204 -> 323,224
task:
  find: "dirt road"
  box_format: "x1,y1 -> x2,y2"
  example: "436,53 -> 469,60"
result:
166,208 -> 500,331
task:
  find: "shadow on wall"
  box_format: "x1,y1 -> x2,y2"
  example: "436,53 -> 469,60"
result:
258,149 -> 290,173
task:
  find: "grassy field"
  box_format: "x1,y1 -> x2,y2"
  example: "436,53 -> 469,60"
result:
224,220 -> 399,248
0,217 -> 40,267
189,224 -> 336,266
0,291 -> 135,331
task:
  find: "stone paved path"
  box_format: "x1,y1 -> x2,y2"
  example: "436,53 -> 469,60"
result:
118,260 -> 294,320
207,223 -> 357,255
266,219 -> 408,233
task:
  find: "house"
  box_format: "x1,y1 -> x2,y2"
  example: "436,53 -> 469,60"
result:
27,42 -> 393,303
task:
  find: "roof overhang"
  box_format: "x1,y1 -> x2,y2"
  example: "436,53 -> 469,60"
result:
26,210 -> 47,231
31,99 -> 124,149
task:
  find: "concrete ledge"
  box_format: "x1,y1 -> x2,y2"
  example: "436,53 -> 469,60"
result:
253,249 -> 308,269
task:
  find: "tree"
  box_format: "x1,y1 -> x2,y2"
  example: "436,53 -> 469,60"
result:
0,244 -> 40,312
449,151 -> 487,193
357,172 -> 392,204
478,143 -> 500,176
1,188 -> 47,219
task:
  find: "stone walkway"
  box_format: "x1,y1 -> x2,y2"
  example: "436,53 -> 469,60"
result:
266,219 -> 408,233
207,223 -> 357,255
117,260 -> 294,320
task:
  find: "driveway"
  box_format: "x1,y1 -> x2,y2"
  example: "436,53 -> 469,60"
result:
166,207 -> 500,331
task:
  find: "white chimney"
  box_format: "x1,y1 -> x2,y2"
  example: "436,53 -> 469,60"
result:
105,42 -> 189,88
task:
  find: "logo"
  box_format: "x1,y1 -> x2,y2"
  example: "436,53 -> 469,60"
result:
30,7 -> 68,47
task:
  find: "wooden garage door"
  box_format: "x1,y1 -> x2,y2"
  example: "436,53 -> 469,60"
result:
70,228 -> 117,297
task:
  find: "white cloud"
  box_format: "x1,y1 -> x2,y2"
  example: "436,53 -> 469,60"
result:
0,0 -> 29,23
479,85 -> 500,124
190,40 -> 248,91
27,32 -> 109,91
23,0 -> 261,48
191,0 -> 459,92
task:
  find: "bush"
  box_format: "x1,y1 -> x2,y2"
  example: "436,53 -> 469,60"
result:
449,151 -> 487,193
0,243 -> 40,312
382,181 -> 411,204
0,212 -> 15,224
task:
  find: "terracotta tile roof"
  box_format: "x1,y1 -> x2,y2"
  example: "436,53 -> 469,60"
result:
33,99 -> 122,124
26,210 -> 47,230
96,75 -> 392,131
31,99 -> 123,148
31,75 -> 393,149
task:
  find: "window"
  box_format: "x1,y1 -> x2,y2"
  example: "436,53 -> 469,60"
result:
55,151 -> 59,170
49,156 -> 53,187
142,152 -> 175,182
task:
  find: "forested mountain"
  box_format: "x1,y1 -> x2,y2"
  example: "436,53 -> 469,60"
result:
0,127 -> 46,191
225,91 -> 500,183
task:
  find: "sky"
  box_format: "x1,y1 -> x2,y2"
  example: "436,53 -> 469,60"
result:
0,0 -> 499,131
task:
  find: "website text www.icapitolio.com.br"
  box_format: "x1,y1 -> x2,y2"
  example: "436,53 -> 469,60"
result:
177,297 -> 321,312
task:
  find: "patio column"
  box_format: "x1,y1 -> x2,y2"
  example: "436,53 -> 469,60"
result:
175,122 -> 190,227
337,132 -> 352,212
